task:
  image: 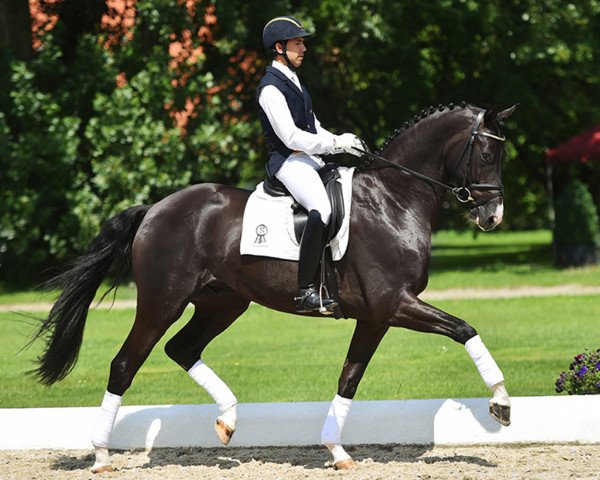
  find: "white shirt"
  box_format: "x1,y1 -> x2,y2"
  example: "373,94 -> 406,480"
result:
258,61 -> 336,163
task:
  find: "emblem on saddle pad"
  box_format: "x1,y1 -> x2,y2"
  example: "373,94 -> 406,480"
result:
254,224 -> 268,245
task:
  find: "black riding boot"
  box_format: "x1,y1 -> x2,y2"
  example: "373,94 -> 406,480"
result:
294,210 -> 337,313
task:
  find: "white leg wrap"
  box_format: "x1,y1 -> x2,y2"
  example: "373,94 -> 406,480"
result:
326,444 -> 352,464
218,404 -> 237,431
321,394 -> 352,445
465,335 -> 504,388
491,381 -> 511,406
188,359 -> 237,414
91,391 -> 122,448
92,446 -> 112,472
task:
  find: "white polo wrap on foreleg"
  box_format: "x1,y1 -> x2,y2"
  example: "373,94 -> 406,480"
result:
465,335 -> 504,388
188,359 -> 237,414
91,390 -> 122,448
321,394 -> 352,445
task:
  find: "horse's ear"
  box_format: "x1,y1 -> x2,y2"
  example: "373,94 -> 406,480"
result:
483,105 -> 500,126
497,104 -> 518,123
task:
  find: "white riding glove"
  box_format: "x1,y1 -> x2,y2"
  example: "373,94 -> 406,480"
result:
333,133 -> 365,157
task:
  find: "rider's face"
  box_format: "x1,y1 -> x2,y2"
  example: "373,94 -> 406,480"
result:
276,37 -> 306,68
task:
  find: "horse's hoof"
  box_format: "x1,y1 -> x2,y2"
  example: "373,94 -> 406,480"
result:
489,402 -> 511,426
215,418 -> 235,445
333,458 -> 357,470
91,464 -> 114,474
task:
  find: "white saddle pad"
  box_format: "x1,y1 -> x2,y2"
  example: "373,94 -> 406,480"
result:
240,166 -> 355,261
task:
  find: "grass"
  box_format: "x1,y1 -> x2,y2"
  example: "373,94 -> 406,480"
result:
1,295 -> 599,408
1,230 -> 597,305
0,229 -> 598,408
429,230 -> 600,289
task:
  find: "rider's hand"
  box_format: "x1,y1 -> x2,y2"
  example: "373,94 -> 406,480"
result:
334,133 -> 365,157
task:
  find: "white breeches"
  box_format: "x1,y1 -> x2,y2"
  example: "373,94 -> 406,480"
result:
275,154 -> 332,225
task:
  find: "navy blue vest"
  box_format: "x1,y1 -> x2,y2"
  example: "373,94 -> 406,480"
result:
257,66 -> 317,178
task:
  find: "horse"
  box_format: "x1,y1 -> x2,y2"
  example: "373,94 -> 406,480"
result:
30,102 -> 517,472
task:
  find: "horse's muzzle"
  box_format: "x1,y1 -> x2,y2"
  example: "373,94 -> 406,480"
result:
470,197 -> 504,232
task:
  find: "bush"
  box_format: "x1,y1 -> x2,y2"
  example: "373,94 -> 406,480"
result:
553,179 -> 600,267
555,349 -> 600,395
554,179 -> 600,246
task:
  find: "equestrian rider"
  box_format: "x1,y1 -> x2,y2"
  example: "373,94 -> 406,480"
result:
257,16 -> 365,313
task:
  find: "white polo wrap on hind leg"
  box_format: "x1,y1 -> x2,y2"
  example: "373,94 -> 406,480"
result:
188,359 -> 237,427
465,335 -> 504,388
91,391 -> 122,448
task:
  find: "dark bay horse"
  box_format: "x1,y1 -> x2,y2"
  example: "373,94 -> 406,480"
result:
32,103 -> 516,472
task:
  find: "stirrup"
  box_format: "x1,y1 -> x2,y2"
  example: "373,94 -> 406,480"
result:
294,287 -> 337,314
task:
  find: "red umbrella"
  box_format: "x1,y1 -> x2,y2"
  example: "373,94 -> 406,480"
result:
546,125 -> 600,163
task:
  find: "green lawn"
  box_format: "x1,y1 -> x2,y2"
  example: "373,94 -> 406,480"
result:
429,230 -> 600,289
1,229 -> 598,408
1,230 -> 597,305
2,294 -> 598,408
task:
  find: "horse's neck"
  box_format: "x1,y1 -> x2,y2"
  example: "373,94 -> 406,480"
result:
381,120 -> 452,182
355,115 -> 464,238
367,121 -> 452,217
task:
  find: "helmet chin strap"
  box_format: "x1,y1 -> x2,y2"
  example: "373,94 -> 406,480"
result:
276,41 -> 296,71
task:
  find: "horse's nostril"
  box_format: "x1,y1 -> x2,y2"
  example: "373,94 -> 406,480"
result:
486,216 -> 498,229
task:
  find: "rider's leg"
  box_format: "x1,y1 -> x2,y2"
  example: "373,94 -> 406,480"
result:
275,155 -> 331,224
275,155 -> 335,312
295,209 -> 336,311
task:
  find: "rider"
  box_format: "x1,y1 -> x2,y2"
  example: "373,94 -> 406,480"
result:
257,16 -> 365,313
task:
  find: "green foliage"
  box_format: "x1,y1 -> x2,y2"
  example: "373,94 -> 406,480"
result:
554,179 -> 600,246
555,349 -> 600,395
2,0 -> 600,285
79,70 -> 189,236
0,2 -> 262,285
0,59 -> 82,281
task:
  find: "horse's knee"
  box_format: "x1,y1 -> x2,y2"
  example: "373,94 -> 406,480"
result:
456,322 -> 478,344
164,335 -> 199,371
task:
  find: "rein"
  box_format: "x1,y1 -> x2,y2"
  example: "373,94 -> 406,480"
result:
356,109 -> 506,207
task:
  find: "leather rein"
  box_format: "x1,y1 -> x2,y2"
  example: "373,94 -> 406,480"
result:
355,109 -> 506,208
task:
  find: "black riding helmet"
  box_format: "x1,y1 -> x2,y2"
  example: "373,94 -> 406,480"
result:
262,16 -> 311,51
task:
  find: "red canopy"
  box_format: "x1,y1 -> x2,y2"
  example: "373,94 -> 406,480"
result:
546,125 -> 600,163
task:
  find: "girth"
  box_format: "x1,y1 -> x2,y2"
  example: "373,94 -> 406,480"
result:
263,163 -> 345,243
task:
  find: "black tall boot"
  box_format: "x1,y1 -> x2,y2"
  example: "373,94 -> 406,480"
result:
294,210 -> 337,313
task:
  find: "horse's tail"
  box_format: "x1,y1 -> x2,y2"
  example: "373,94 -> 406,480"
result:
30,204 -> 152,385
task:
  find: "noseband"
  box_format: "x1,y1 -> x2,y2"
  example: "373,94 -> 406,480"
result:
356,109 -> 506,208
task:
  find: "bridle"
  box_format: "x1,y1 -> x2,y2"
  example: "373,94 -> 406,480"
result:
356,109 -> 506,208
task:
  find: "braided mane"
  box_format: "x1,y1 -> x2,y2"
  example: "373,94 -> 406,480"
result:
355,101 -> 471,170
375,101 -> 470,155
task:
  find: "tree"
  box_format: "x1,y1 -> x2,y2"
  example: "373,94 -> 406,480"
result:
1,0 -> 600,286
0,0 -> 33,60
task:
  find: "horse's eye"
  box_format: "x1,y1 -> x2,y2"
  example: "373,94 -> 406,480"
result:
482,152 -> 493,163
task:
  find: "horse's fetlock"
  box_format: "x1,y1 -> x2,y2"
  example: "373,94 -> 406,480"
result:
458,324 -> 478,344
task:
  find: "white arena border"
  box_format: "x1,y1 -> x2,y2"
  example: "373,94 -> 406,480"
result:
1,396 -> 599,450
